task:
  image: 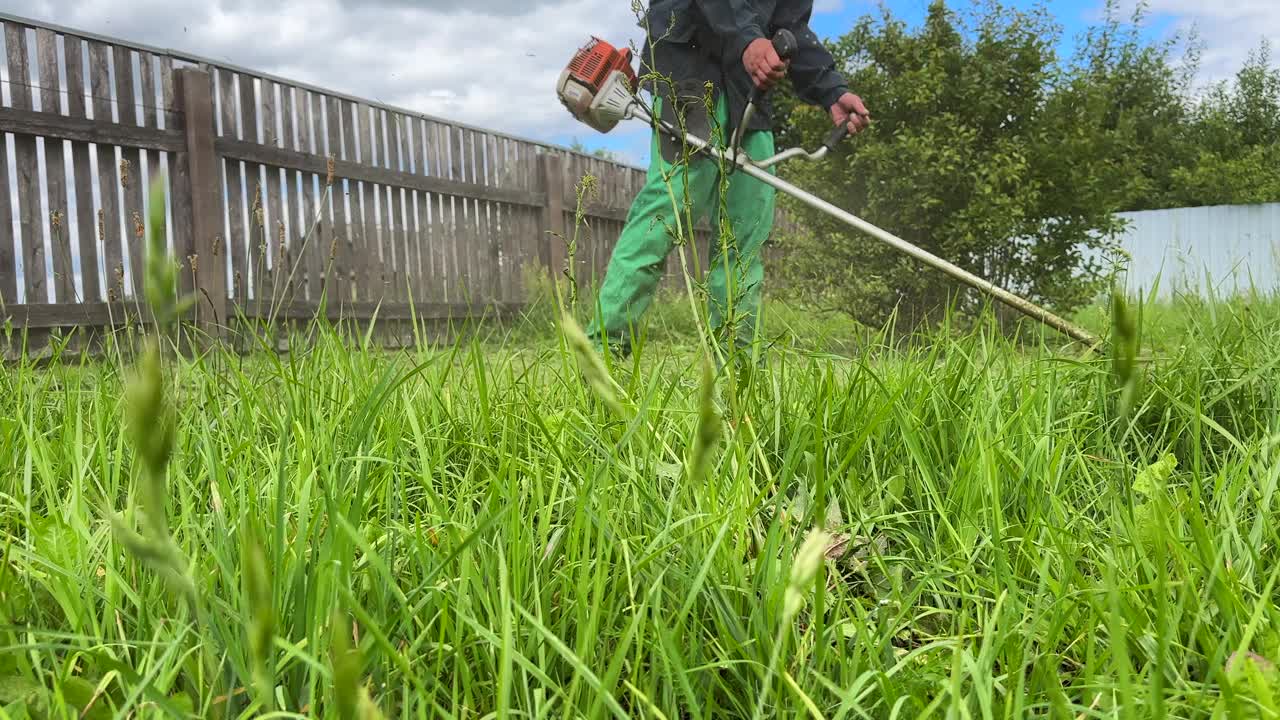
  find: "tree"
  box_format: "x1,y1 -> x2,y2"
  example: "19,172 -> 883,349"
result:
769,0 -> 1280,331
569,137 -> 622,162
1168,42 -> 1280,206
1045,3 -> 1199,215
771,0 -> 1130,329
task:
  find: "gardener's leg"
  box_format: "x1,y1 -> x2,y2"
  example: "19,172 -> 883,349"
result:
587,118 -> 718,356
706,128 -> 776,360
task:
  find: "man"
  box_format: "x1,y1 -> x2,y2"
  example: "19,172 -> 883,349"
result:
585,0 -> 870,362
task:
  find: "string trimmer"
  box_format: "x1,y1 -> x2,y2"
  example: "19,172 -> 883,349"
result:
555,32 -> 1101,347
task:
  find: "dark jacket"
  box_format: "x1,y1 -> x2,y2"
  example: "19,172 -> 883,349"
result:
640,0 -> 848,140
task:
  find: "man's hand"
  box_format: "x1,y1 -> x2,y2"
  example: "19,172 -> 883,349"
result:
830,93 -> 871,134
743,37 -> 787,90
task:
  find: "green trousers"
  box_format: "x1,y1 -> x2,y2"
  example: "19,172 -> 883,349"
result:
587,96 -> 777,357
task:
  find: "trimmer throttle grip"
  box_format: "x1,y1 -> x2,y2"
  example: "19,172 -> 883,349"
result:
771,28 -> 797,60
823,124 -> 850,151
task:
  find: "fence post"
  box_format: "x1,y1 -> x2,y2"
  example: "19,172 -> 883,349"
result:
175,66 -> 226,341
538,153 -> 566,282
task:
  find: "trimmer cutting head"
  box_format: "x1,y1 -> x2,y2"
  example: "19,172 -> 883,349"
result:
557,37 -> 639,133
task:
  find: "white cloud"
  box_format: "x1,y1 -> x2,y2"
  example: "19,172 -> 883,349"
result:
1113,0 -> 1279,83
13,0 -> 648,143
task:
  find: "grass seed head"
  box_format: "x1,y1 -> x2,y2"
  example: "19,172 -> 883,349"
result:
560,312 -> 624,417
109,512 -> 194,598
784,528 -> 832,622
125,341 -> 176,498
242,523 -> 275,703
141,179 -> 194,332
688,357 -> 722,481
330,611 -> 384,720
1110,289 -> 1142,422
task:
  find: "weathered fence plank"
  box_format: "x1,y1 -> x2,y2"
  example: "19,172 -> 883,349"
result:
509,140 -> 526,297
398,122 -> 417,303
342,102 -> 365,302
36,29 -> 74,305
366,105 -> 389,302
176,67 -> 226,336
236,299 -> 522,322
394,114 -> 415,300
211,136 -> 543,209
65,35 -> 100,304
7,24 -> 47,307
291,91 -> 311,299
217,69 -> 248,304
468,130 -> 485,303
350,102 -> 375,302
483,133 -> 500,301
370,109 -> 391,303
519,142 -> 539,294
297,89 -> 324,302
471,130 -> 489,304
401,115 -> 424,290
286,87 -> 311,301
113,45 -> 145,298
7,301 -> 151,328
452,126 -> 476,303
417,119 -> 441,302
324,95 -> 350,303
540,153 -> 567,283
137,49 -> 162,260
0,106 -> 184,151
161,57 -> 194,304
237,72 -> 264,302
275,83 -> 296,296
87,41 -> 123,301
377,108 -> 402,302
491,135 -> 506,301
260,81 -> 285,302
0,127 -> 15,306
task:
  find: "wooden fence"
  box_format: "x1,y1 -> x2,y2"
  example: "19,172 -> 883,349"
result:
0,13 -> 758,356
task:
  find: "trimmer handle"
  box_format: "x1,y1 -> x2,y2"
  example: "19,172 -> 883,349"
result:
823,124 -> 850,151
771,28 -> 797,60
735,29 -> 799,160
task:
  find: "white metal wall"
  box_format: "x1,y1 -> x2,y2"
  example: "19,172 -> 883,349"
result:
1109,202 -> 1280,299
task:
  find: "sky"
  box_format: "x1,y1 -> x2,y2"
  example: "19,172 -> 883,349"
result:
8,0 -> 1278,169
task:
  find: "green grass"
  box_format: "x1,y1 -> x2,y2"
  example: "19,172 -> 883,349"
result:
3,176 -> 1279,718
3,285 -> 1280,719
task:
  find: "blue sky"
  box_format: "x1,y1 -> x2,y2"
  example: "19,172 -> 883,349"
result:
555,0 -> 1189,166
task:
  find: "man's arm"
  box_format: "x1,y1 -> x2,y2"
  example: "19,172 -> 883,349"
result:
773,0 -> 870,134
772,1 -> 847,109
692,0 -> 766,68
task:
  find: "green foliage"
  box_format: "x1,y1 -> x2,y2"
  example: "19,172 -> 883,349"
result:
773,0 -> 1127,328
1169,42 -> 1280,206
568,137 -> 623,162
771,0 -> 1279,331
1132,452 -> 1177,499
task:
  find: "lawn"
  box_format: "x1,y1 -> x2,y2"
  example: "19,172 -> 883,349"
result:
2,290 -> 1279,719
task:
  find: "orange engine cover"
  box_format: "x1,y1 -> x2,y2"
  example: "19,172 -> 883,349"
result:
566,37 -> 637,94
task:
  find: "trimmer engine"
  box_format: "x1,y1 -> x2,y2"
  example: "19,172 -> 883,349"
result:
557,37 -> 638,133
